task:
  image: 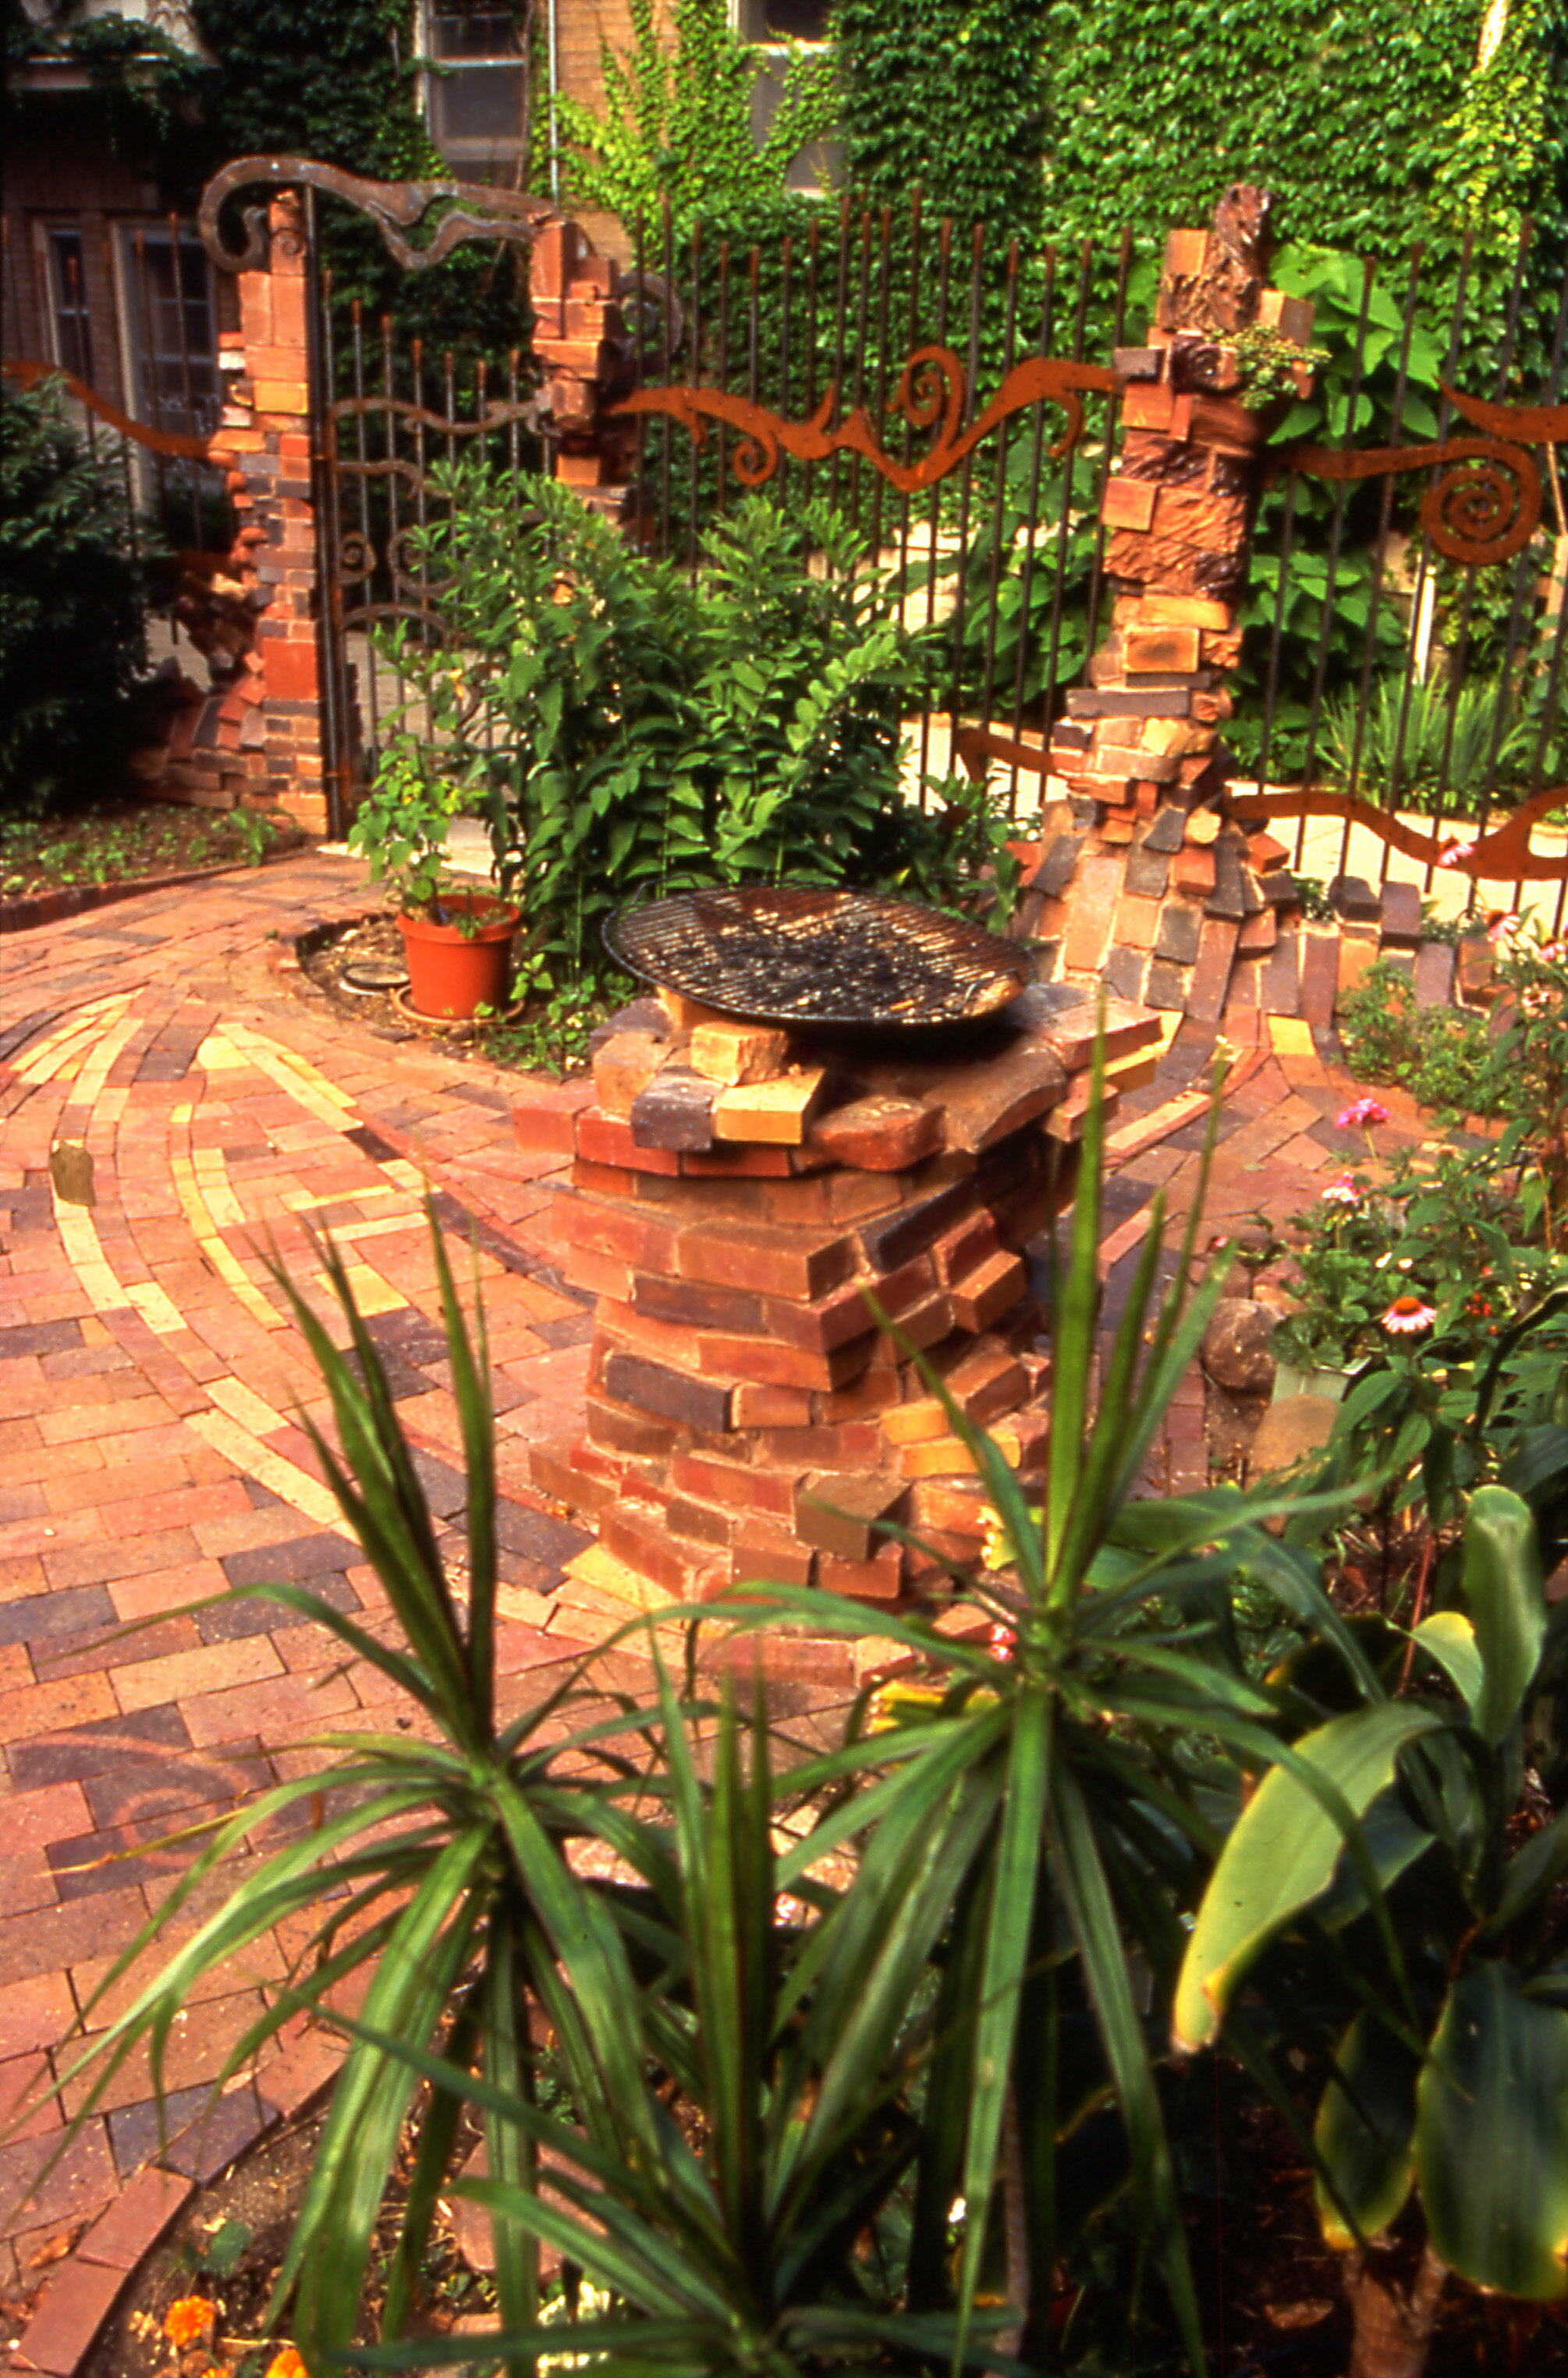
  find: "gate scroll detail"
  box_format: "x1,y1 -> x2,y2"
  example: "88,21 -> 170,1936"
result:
1286,384 -> 1568,568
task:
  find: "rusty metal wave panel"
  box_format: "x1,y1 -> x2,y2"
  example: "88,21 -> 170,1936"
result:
1233,784 -> 1568,884
199,157 -> 561,275
3,358 -> 228,463
1286,384 -> 1568,566
615,345 -> 1116,492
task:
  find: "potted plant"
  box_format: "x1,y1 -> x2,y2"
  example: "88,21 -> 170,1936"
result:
346,725 -> 520,1020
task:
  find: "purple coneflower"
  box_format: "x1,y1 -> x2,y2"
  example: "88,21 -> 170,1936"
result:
1382,1294 -> 1435,1335
1321,1175 -> 1359,1205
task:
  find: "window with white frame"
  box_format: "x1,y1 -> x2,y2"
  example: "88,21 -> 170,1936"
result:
735,0 -> 843,194
424,4 -> 529,175
44,228 -> 95,382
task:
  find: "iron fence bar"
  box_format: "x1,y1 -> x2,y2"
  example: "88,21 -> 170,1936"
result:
1433,218 -> 1533,829
804,215 -> 820,514
867,204 -> 893,562
1393,228 -> 1474,886
748,242 -> 761,413
716,236 -> 730,527
979,237 -> 1022,772
896,191 -> 923,618
1255,467 -> 1303,863
346,296 -> 381,765
1484,243 -> 1563,840
779,229 -> 793,515
916,215 -> 953,800
306,191 -> 350,839
632,209 -> 646,534
825,191 -> 853,531
686,219 -> 701,575
1082,225 -> 1134,674
1038,240 -> 1096,763
660,193 -> 673,559
1297,254 -> 1375,883
946,222 -> 988,741
398,322 -> 420,728
1346,245 -> 1423,879
846,209 -> 872,557
1007,247 -> 1059,798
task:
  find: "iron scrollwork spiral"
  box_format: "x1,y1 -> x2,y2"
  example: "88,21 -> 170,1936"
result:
1288,385 -> 1565,568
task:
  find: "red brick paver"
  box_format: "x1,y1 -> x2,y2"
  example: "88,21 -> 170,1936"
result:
1,854 -> 1419,2369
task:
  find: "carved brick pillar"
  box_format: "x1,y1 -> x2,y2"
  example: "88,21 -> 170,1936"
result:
213,191 -> 334,837
530,218 -> 635,512
1020,195 -> 1319,1031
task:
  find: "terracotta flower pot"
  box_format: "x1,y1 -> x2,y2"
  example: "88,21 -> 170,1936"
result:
396,891 -> 520,1020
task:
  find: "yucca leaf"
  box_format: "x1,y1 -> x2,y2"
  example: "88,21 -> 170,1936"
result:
428,1214 -> 499,1734
481,1925 -> 537,2378
953,1691 -> 1052,2364
1052,1766 -> 1204,2367
1048,1182 -> 1169,1597
1459,1484 -> 1546,1744
1045,1022 -> 1107,1593
285,1831 -> 491,2348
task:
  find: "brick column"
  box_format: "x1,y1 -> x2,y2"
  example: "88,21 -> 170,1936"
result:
1016,194 -> 1319,1031
212,191 -> 334,837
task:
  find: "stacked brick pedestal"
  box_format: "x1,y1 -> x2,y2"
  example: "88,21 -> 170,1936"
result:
519,983 -> 1162,1680
1013,204 -> 1318,1029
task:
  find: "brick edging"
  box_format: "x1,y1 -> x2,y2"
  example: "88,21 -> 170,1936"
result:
10,2056 -> 340,2378
0,844 -> 318,938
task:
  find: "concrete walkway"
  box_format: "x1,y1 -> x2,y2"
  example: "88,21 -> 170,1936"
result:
0,847 -> 1439,2373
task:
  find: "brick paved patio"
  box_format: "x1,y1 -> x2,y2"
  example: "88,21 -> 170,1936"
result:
0,847 -> 1438,2373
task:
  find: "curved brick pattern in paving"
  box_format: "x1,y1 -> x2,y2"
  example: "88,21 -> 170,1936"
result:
0,851 -> 1446,2373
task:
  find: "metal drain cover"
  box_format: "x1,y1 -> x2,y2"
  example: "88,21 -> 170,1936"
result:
342,957 -> 410,994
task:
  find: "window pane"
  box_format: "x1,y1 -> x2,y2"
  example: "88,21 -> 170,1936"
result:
738,0 -> 830,41
430,62 -> 527,147
48,230 -> 93,382
430,9 -> 520,59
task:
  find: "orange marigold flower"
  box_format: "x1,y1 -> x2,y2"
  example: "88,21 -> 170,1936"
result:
265,2348 -> 309,2378
164,2295 -> 215,2346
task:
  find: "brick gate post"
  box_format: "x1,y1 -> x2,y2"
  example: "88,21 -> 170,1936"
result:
215,190 -> 335,838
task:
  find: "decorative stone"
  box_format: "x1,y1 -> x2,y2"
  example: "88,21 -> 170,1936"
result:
1329,874 -> 1382,925
1124,846 -> 1171,900
1102,945 -> 1147,1001
1201,1298 -> 1279,1394
630,1069 -> 718,1152
1379,882 -> 1423,947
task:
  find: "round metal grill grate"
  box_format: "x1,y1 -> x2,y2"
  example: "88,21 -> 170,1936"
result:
603,886 -> 1027,1028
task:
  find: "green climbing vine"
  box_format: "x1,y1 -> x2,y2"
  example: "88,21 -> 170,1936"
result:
554,0 -> 836,241
833,0 -> 1045,245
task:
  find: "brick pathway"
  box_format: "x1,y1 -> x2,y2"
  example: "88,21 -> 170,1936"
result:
0,850 -> 1435,2371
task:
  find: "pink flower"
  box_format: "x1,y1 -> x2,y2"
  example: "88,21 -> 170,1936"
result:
1381,1294 -> 1435,1335
1436,838 -> 1475,868
1321,1174 -> 1360,1205
1336,1098 -> 1389,1130
988,1623 -> 1016,1662
1488,911 -> 1520,946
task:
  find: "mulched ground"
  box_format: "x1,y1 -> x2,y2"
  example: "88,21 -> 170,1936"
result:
0,800 -> 302,904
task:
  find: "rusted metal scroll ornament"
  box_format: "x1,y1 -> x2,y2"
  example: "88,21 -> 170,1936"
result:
615,346 -> 1116,492
2,357 -> 228,463
198,156 -> 562,275
1288,385 -> 1568,567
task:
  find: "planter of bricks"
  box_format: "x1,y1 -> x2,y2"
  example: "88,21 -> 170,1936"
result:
396,891 -> 521,1020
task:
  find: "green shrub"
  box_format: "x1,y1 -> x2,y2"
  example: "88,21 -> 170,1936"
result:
1337,958 -> 1502,1117
0,378 -> 154,816
372,468 -> 1014,996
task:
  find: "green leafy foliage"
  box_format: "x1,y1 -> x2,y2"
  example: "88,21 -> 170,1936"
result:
1181,1482 -> 1568,2304
835,0 -> 1045,247
371,467 -> 1015,997
555,0 -> 836,241
1337,958 -> 1501,1118
0,377 -> 154,816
